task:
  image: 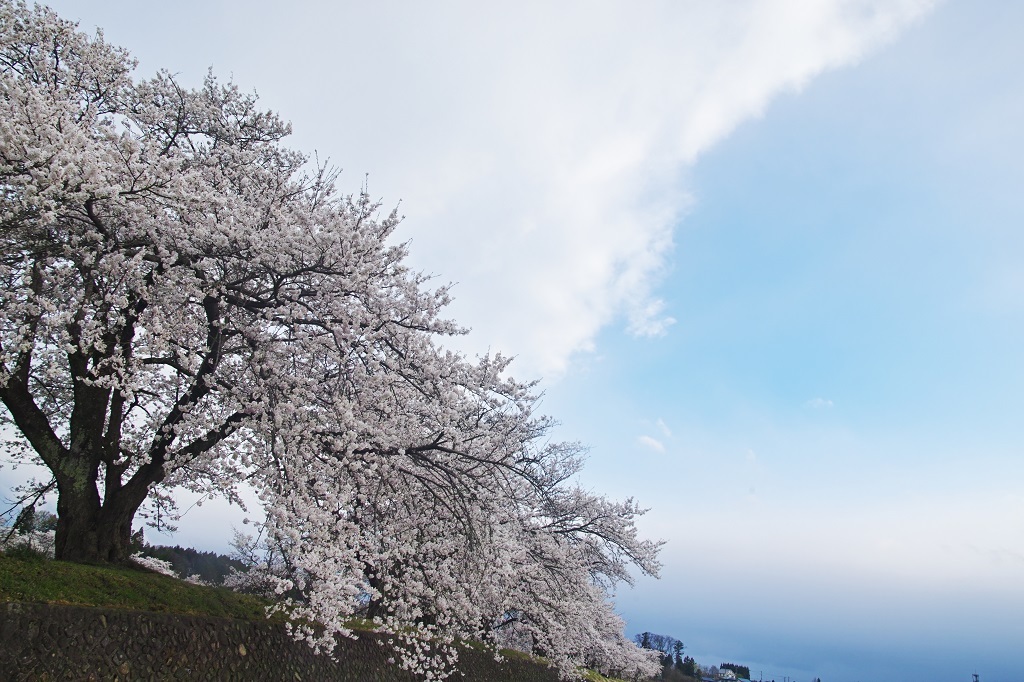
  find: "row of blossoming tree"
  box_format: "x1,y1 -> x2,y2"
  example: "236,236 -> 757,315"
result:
0,2 -> 663,678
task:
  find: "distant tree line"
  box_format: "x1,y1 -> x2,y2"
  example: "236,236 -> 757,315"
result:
8,506 -> 57,535
132,533 -> 243,584
631,632 -> 765,682
634,632 -> 698,679
721,663 -> 751,679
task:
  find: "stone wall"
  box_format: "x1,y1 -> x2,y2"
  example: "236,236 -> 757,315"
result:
0,601 -> 561,681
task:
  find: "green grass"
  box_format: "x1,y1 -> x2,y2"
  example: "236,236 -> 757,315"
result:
0,553 -> 276,621
580,671 -> 629,682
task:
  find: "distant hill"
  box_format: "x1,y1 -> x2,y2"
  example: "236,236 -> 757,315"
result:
134,542 -> 244,584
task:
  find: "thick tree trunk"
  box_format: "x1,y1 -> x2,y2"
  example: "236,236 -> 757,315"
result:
364,572 -> 385,620
53,469 -> 150,564
54,498 -> 136,564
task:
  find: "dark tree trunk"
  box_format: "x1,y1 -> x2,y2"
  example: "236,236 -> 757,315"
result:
364,572 -> 385,620
54,496 -> 136,563
52,460 -> 159,564
54,488 -> 135,563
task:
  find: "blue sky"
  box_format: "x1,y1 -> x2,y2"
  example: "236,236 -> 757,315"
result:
5,1 -> 1024,680
545,3 -> 1024,679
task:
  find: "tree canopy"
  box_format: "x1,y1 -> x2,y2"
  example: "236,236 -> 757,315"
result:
0,1 -> 662,678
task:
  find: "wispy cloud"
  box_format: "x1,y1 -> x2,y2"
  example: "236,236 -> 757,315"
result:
399,1 -> 936,377
805,397 -> 835,409
638,435 -> 667,454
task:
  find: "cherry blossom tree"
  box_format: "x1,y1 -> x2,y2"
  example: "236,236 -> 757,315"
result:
0,2 -> 662,678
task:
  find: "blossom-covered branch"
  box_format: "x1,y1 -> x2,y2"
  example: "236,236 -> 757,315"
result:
0,2 -> 662,678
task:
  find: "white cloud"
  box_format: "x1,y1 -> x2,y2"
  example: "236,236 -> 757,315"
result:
56,0 -> 937,378
656,418 -> 673,439
371,0 -> 936,377
638,435 -> 666,454
805,397 -> 836,409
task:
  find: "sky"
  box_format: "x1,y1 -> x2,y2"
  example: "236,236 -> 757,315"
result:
4,1 -> 1024,680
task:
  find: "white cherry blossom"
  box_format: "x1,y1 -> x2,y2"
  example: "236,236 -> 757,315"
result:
0,3 -> 662,678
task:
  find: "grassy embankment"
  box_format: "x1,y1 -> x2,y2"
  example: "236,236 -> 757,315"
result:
0,550 -> 273,620
0,551 -> 627,682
